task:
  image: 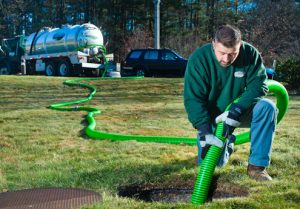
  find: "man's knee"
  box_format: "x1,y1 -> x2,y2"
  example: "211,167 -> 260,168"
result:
253,99 -> 278,122
255,99 -> 276,112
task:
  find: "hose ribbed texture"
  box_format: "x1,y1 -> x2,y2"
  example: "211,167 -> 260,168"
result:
191,109 -> 228,203
191,80 -> 289,204
48,78 -> 289,205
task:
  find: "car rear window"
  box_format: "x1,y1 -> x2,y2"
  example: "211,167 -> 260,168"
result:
144,50 -> 158,60
128,50 -> 142,59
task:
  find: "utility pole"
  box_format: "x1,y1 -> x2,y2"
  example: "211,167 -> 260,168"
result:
153,0 -> 160,49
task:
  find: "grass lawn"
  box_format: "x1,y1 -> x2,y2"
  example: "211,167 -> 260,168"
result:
0,75 -> 299,209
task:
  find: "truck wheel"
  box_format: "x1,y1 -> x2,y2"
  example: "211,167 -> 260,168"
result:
0,63 -> 11,75
91,69 -> 101,77
45,62 -> 56,76
58,60 -> 72,76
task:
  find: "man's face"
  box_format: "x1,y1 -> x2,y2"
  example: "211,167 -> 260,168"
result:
212,40 -> 241,68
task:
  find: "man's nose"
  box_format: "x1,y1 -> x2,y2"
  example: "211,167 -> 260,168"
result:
223,54 -> 230,62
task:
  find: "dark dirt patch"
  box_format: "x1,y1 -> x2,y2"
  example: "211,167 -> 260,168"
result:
118,176 -> 249,203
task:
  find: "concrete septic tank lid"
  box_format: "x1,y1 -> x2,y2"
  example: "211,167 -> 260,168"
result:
0,188 -> 102,209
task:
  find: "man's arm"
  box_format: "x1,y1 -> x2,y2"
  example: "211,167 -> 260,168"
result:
236,47 -> 268,109
184,55 -> 211,130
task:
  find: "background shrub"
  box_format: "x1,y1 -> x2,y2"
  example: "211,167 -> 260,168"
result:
275,57 -> 300,90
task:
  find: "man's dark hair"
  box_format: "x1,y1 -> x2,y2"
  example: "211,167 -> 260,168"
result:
214,24 -> 242,47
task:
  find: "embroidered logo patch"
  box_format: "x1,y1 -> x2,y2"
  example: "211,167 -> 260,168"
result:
234,71 -> 245,78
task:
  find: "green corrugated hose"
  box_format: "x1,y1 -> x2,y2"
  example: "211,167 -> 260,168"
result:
48,78 -> 288,205
191,79 -> 289,204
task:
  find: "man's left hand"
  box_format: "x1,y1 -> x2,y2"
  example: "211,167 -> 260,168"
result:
215,103 -> 244,138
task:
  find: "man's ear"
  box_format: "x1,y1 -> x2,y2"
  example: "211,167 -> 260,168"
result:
212,39 -> 216,48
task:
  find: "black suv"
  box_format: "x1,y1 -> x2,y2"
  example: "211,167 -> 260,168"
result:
121,48 -> 187,77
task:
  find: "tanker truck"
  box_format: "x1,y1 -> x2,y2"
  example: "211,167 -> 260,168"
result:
0,23 -> 111,76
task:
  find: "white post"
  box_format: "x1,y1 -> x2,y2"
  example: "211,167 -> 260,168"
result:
153,0 -> 161,49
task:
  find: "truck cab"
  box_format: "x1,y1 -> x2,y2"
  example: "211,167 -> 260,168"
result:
0,35 -> 25,75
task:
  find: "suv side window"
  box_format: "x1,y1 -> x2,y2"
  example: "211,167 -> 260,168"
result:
161,51 -> 177,61
144,50 -> 159,60
128,50 -> 142,59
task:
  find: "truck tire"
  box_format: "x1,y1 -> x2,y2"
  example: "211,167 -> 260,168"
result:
45,61 -> 56,76
91,69 -> 101,77
58,60 -> 72,76
0,63 -> 11,75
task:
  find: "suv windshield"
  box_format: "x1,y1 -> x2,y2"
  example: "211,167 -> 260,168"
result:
161,51 -> 177,60
172,51 -> 184,59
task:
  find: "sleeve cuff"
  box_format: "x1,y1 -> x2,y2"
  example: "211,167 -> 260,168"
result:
196,123 -> 212,136
230,103 -> 246,115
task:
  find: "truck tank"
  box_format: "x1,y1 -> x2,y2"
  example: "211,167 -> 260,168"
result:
25,23 -> 104,55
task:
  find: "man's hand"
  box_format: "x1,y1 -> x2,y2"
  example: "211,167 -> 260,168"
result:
215,103 -> 244,138
197,123 -> 224,159
198,133 -> 223,159
217,135 -> 236,167
198,134 -> 224,148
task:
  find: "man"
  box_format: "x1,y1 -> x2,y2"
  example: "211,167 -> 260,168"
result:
184,24 -> 277,181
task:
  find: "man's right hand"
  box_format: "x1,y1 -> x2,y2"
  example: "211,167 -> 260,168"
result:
215,103 -> 244,138
198,132 -> 224,159
198,133 -> 224,148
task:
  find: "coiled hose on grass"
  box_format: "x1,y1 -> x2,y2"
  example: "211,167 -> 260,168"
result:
48,78 -> 288,205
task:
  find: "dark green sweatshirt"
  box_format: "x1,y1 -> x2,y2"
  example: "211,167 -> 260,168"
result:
184,41 -> 268,130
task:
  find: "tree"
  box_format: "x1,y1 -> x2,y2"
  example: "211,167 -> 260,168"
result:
240,0 -> 300,65
1,0 -> 298,64
0,0 -> 26,38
